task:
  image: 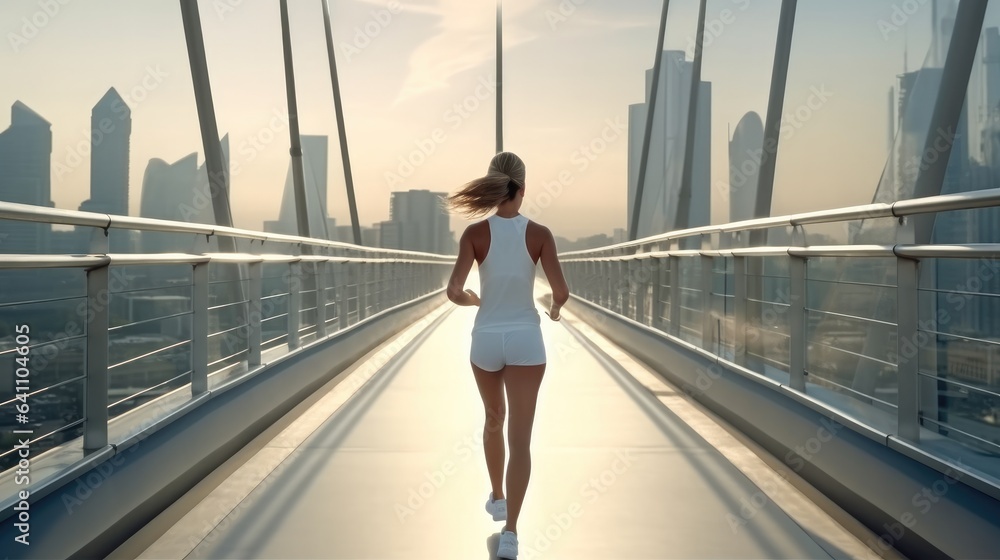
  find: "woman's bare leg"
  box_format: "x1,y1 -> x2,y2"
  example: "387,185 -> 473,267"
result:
502,364 -> 545,534
472,363 -> 507,500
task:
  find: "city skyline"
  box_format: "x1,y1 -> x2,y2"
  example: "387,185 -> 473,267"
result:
0,0 -> 967,243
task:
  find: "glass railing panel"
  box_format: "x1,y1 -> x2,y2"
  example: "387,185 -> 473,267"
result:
659,260 -> 672,331
805,306 -> 898,401
745,299 -> 790,376
918,372 -> 1000,479
746,273 -> 790,308
677,256 -> 704,345
711,257 -> 734,358
744,256 -> 790,379
108,340 -> 191,418
320,262 -> 340,329
207,268 -> 249,371
917,253 -> 1000,475
806,279 -> 897,324
260,262 -> 291,352
803,363 -> 898,435
0,375 -> 84,473
208,271 -> 247,328
297,265 -> 320,345
807,257 -> 897,322
103,263 -> 193,419
0,266 -> 87,469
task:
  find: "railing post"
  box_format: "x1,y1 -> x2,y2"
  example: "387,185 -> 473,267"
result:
389,260 -> 398,307
406,261 -> 412,303
788,255 -> 806,392
288,261 -> 301,350
189,262 -> 209,395
897,256 -> 921,442
613,260 -> 621,313
701,255 -> 714,352
617,260 -> 627,315
316,260 -> 328,338
371,259 -> 381,314
669,255 -> 681,337
733,256 -> 747,366
358,259 -> 369,320
651,257 -> 665,330
598,261 -> 606,307
602,259 -> 610,306
337,261 -> 350,330
248,261 -> 262,367
636,258 -> 648,324
83,263 -> 110,452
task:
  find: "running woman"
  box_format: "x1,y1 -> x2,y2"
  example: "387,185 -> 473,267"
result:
445,151 -> 570,560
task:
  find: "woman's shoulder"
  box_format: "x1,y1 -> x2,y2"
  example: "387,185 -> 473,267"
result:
461,219 -> 490,238
526,219 -> 553,238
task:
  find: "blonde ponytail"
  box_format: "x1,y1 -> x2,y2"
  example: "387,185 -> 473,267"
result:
446,152 -> 526,218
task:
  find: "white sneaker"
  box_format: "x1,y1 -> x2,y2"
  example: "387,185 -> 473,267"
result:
497,530 -> 518,559
485,492 -> 507,521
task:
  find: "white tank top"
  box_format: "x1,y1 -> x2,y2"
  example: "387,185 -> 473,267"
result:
473,214 -> 540,332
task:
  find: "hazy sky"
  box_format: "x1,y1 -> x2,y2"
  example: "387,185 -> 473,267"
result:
0,0 -> 969,241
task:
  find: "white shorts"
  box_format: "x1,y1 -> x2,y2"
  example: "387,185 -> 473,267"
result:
470,325 -> 546,372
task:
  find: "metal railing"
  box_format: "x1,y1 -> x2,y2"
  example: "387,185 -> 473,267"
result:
0,201 -> 452,479
561,188 -> 1000,492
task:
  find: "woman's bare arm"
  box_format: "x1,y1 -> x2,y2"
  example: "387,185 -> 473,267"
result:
447,226 -> 480,306
539,226 -> 569,319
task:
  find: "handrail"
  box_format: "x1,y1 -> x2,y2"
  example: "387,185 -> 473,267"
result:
0,252 -> 453,270
0,200 -> 455,261
559,187 -> 1000,257
559,243 -> 1000,262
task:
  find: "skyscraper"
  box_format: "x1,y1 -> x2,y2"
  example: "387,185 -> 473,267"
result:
139,153 -> 206,253
0,101 -> 54,254
627,50 -> 711,238
264,135 -> 331,239
380,190 -> 453,254
78,88 -> 131,252
79,88 -> 131,217
729,112 -> 763,224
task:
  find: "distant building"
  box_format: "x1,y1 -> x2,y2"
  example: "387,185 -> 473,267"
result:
264,135 -> 331,240
78,88 -> 132,252
378,220 -> 403,251
50,227 -> 86,254
728,112 -> 763,223
138,137 -> 235,254
946,339 -> 1000,387
379,190 -> 454,254
554,233 -> 620,253
627,50 -> 711,238
361,226 -> 380,247
0,101 -> 54,254
79,88 -> 131,217
330,223 -> 352,243
139,153 -> 202,254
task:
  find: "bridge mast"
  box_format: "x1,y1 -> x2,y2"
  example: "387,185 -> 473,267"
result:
496,0 -> 503,153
